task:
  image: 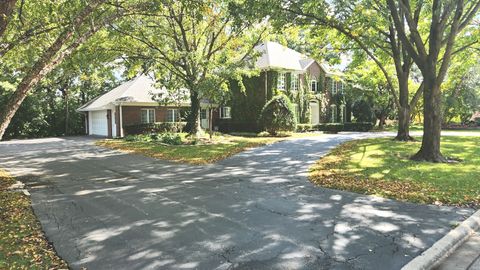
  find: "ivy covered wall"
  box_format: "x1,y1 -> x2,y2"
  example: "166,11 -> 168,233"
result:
223,71 -> 278,132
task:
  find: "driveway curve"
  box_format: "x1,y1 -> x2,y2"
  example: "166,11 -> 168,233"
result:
0,133 -> 473,270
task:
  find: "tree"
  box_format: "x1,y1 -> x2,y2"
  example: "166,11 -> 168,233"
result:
386,0 -> 480,162
258,94 -> 297,135
347,59 -> 396,129
235,0 -> 426,140
109,0 -> 266,136
443,62 -> 480,125
0,0 -> 147,140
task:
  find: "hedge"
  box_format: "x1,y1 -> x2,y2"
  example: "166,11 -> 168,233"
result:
124,122 -> 187,135
296,124 -> 314,132
314,122 -> 374,132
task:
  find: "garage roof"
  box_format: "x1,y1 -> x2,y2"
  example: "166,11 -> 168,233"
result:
78,75 -> 168,111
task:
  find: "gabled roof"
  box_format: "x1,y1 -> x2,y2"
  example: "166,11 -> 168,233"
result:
254,41 -> 339,76
78,75 -> 165,111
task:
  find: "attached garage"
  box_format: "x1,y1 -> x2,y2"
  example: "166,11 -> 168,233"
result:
89,110 -> 109,136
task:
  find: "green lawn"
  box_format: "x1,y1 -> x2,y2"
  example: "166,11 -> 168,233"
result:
309,136 -> 480,207
0,170 -> 67,269
97,133 -> 318,165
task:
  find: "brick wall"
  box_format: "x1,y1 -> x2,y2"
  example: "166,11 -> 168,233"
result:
121,105 -> 183,126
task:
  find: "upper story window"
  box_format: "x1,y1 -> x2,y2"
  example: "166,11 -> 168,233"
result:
331,80 -> 339,94
310,76 -> 317,92
291,74 -> 299,91
220,107 -> 231,119
277,72 -> 286,91
141,109 -> 155,124
166,108 -> 180,122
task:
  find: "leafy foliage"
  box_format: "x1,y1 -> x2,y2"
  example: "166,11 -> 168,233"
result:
352,99 -> 374,123
0,170 -> 67,269
258,94 -> 297,135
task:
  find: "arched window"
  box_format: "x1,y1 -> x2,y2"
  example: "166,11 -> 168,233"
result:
310,76 -> 317,92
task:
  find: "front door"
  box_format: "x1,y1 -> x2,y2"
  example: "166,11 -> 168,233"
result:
200,109 -> 209,130
310,102 -> 319,125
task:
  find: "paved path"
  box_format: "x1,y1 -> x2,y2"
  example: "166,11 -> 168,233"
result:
0,133 -> 474,270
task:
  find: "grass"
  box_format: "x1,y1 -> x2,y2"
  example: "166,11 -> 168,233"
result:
309,136 -> 480,207
375,124 -> 480,133
0,170 -> 67,269
97,133 -> 321,165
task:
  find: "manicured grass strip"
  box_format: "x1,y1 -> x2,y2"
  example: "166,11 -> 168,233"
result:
0,170 -> 67,270
309,137 -> 480,207
97,135 -> 283,165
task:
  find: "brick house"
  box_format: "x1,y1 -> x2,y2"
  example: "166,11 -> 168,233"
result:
78,42 -> 347,137
213,41 -> 348,132
77,75 -> 211,137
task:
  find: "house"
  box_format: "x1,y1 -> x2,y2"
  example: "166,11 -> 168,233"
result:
78,42 -> 347,137
77,75 -> 210,137
213,41 -> 348,132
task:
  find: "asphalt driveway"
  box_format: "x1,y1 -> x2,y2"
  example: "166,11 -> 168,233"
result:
0,133 -> 473,270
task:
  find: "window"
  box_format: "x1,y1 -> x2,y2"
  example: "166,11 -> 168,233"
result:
220,107 -> 231,119
331,104 -> 337,123
340,83 -> 345,94
166,109 -> 180,122
200,109 -> 207,119
277,72 -> 286,91
311,79 -> 317,92
141,109 -> 155,124
331,80 -> 337,94
291,74 -> 299,91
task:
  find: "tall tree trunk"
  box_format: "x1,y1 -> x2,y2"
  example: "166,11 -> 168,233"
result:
0,0 -> 108,140
394,72 -> 414,141
411,74 -> 446,162
379,115 -> 386,129
65,90 -> 69,136
187,90 -> 201,137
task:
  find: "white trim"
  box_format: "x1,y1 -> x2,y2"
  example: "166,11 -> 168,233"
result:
311,79 -> 317,92
166,108 -> 180,122
220,107 -> 231,119
277,72 -> 286,91
119,105 -> 124,137
141,108 -> 156,124
291,73 -> 299,91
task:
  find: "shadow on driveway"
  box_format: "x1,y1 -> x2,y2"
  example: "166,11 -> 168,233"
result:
0,134 -> 473,270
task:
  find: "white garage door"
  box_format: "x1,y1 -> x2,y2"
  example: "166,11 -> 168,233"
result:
90,110 -> 108,136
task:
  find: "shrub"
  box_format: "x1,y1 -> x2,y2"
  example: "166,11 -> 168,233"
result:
313,122 -> 374,133
124,122 -> 187,135
352,100 -> 375,123
343,122 -> 374,131
314,123 -> 344,133
124,135 -> 136,141
258,95 -> 297,135
160,133 -> 182,145
296,124 -> 313,132
475,117 -> 480,126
